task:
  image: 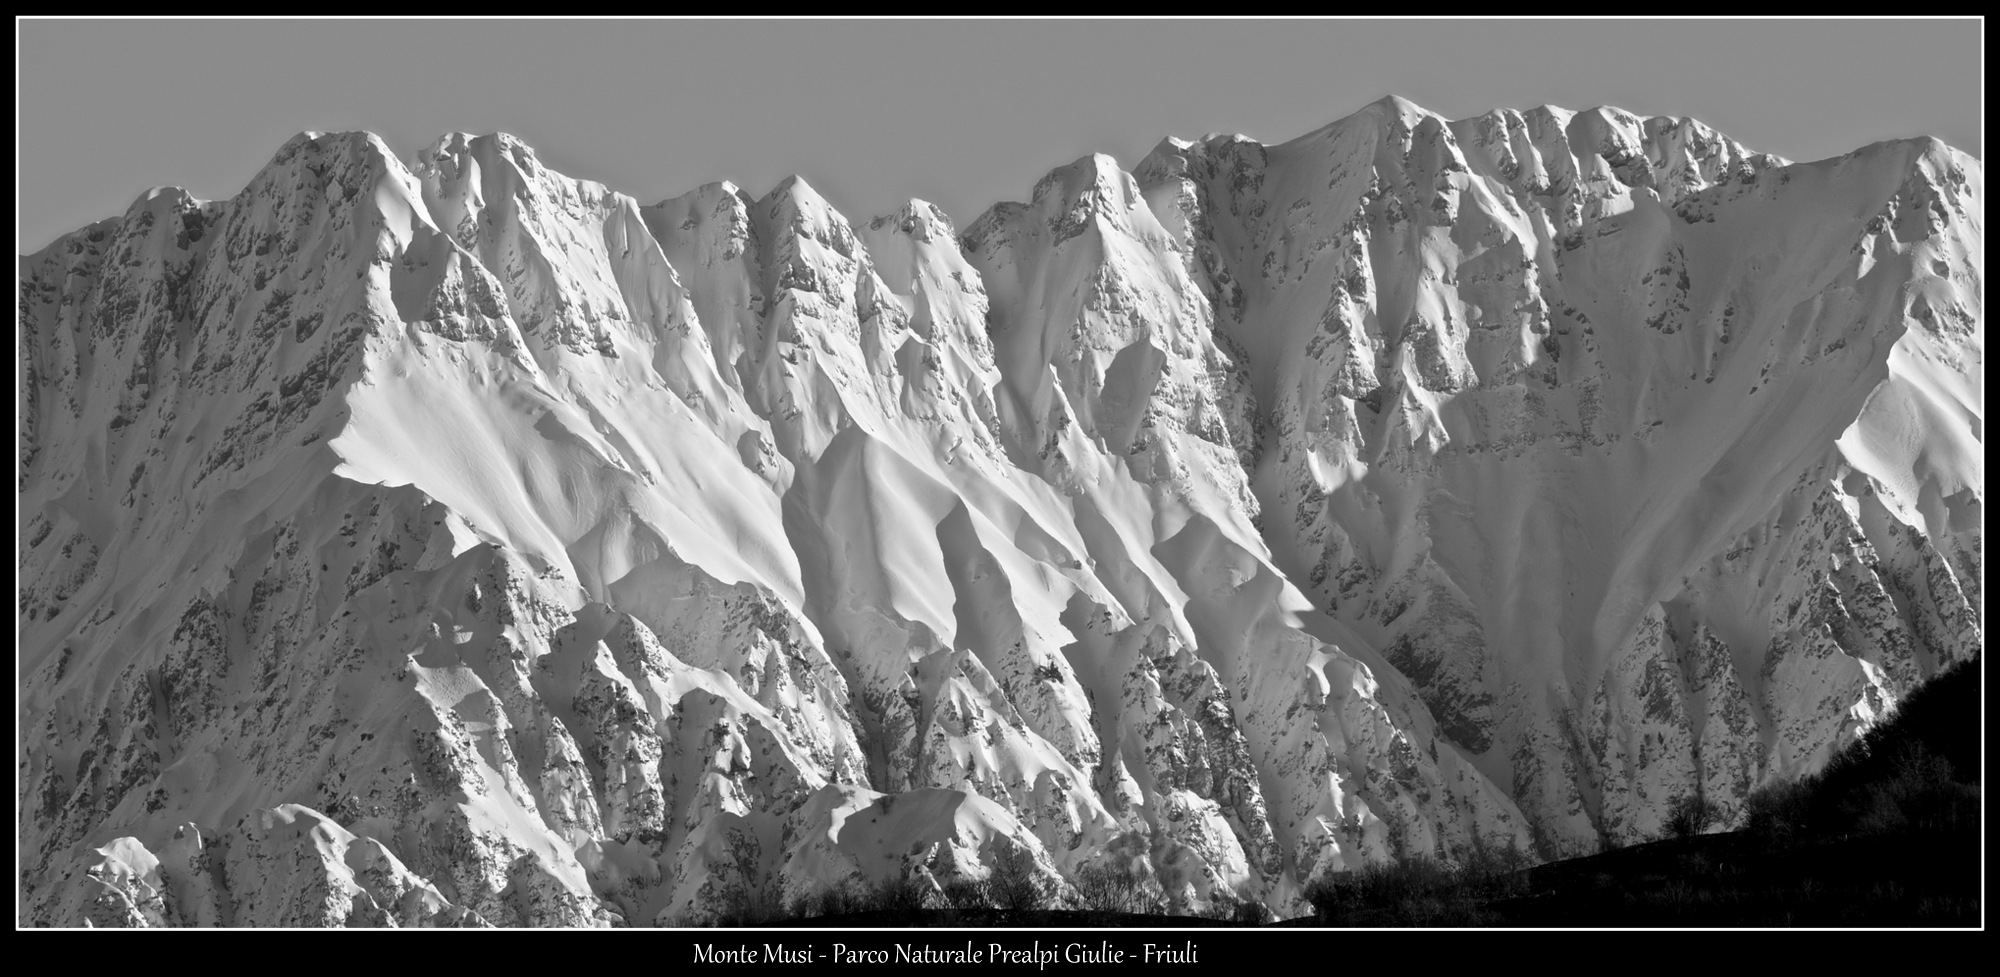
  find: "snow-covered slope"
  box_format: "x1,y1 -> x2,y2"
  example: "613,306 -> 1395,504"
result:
18,99 -> 1982,926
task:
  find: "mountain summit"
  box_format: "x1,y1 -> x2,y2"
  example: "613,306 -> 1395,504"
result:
19,98 -> 1982,926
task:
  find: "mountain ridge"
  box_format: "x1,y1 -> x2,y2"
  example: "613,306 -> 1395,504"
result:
19,96 -> 1981,926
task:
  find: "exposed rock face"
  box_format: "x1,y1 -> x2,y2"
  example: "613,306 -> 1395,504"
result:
18,99 -> 1981,925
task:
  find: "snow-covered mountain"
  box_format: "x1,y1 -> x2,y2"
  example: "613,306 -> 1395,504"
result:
18,96 -> 1982,926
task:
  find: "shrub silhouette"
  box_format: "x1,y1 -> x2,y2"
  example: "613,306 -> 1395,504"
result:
1300,661 -> 1979,927
986,842 -> 1045,912
1303,834 -> 1533,925
1074,860 -> 1158,916
1742,778 -> 1814,841
1744,657 -> 1979,845
868,872 -> 937,923
1665,793 -> 1720,840
1305,854 -> 1468,924
1459,833 -> 1532,898
785,872 -> 940,922
787,877 -> 869,920
1231,899 -> 1274,925
939,875 -> 991,911
1854,741 -> 1977,836
713,882 -> 787,926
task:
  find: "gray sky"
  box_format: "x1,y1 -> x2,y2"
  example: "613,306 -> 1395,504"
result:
16,18 -> 1983,254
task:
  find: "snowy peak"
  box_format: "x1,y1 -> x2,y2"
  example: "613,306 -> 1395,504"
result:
1230,98 -> 1797,229
857,198 -> 993,367
1367,92 -> 1428,119
417,130 -> 560,190
1339,93 -> 1433,135
758,174 -> 858,262
409,128 -> 739,428
1023,152 -> 1160,248
256,129 -> 439,247
16,128 -> 476,540
641,181 -> 765,396
866,197 -> 956,245
1031,152 -> 1131,205
645,180 -> 761,258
